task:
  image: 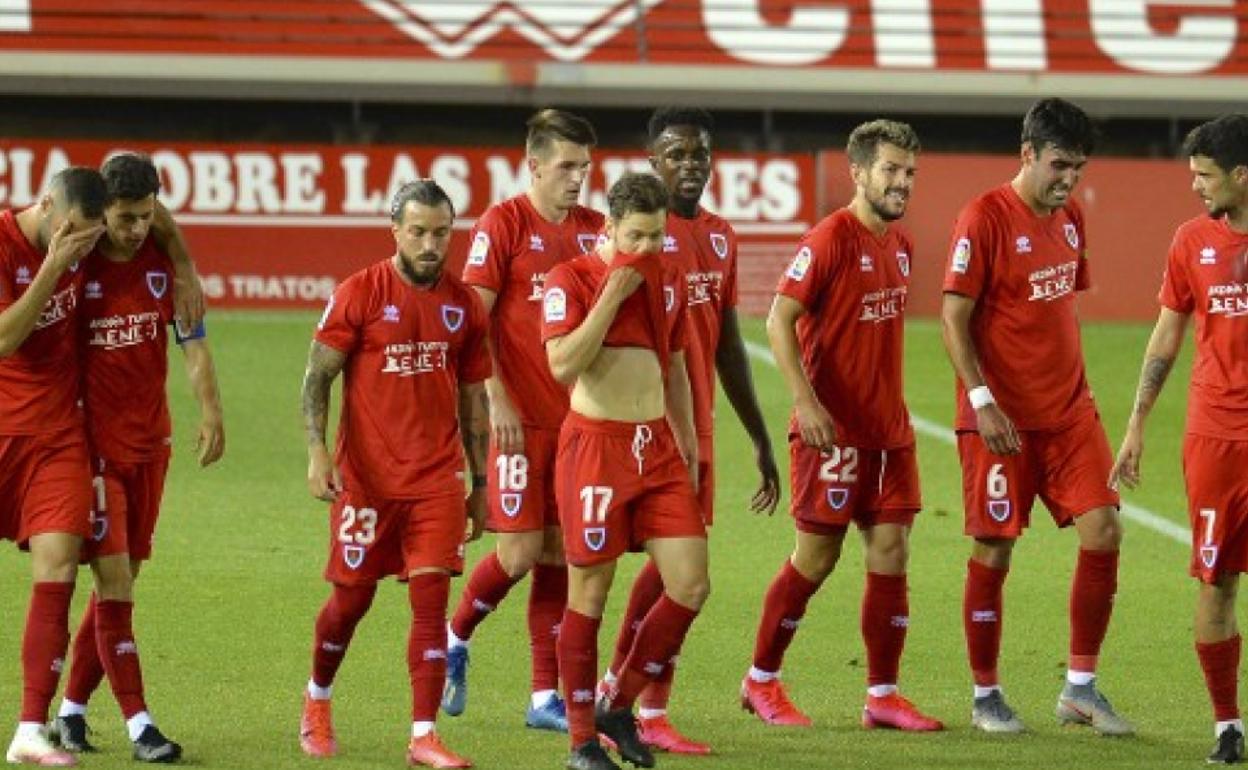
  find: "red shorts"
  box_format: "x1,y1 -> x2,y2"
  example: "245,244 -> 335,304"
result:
959,411 -> 1119,539
82,451 -> 171,562
323,489 -> 466,586
555,412 -> 705,567
487,425 -> 560,533
789,437 -> 921,535
0,426 -> 92,546
1183,434 -> 1248,583
697,433 -> 714,526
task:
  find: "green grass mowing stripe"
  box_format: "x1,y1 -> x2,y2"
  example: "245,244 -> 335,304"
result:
739,337 -> 1190,546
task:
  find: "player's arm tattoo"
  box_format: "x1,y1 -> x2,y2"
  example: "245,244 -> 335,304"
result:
1131,355 -> 1174,419
302,341 -> 346,446
459,382 -> 490,477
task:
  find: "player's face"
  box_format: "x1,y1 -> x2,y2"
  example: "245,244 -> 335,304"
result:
608,210 -> 666,255
855,142 -> 916,223
1190,155 -> 1248,220
1022,143 -> 1087,211
650,126 -> 712,209
104,195 -> 156,256
391,201 -> 453,285
529,140 -> 592,212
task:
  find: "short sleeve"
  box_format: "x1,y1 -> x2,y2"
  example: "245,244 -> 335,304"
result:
461,206 -> 513,293
1159,230 -> 1195,313
942,201 -> 995,299
540,264 -> 588,343
776,229 -> 837,311
722,228 -> 739,309
314,276 -> 364,353
1070,206 -> 1093,292
457,292 -> 492,384
0,247 -> 15,313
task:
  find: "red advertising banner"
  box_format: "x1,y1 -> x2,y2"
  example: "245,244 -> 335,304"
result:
0,139 -> 815,312
1,1 -> 1245,76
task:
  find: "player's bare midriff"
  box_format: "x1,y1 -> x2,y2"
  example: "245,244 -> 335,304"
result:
569,346 -> 664,422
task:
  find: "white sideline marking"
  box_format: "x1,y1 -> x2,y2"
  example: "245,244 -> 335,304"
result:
742,339 -> 1187,546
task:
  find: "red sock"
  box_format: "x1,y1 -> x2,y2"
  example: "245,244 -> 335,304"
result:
558,609 -> 601,748
751,560 -> 820,673
608,560 -> 664,677
1197,635 -> 1242,722
64,593 -> 104,706
311,583 -> 377,689
638,665 -> 674,712
528,563 -> 567,693
450,553 -> 521,641
611,595 -> 698,710
95,600 -> 147,719
22,582 -> 74,722
408,573 -> 450,723
1068,549 -> 1118,673
862,572 -> 908,688
964,559 -> 1008,687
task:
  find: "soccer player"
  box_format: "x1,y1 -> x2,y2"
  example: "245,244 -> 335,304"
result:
599,107 -> 779,754
1,167 -> 107,767
543,172 -> 708,770
942,98 -> 1131,735
739,120 -> 942,733
298,180 -> 490,768
50,153 -> 224,763
1109,114 -> 1248,763
444,108 -> 604,730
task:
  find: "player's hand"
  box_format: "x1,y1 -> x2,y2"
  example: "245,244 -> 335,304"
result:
465,487 -> 486,543
45,221 -> 105,274
489,390 -> 525,454
750,442 -> 781,515
975,403 -> 1021,456
307,444 -> 342,502
603,266 -> 644,301
1109,422 -> 1144,490
172,266 -> 206,330
195,413 -> 225,467
795,395 -> 836,452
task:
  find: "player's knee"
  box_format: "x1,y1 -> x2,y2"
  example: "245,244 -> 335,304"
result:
29,535 -> 81,583
92,557 -> 135,601
498,536 -> 542,577
667,574 -> 710,611
1079,512 -> 1122,550
971,538 -> 1014,570
793,544 -> 841,583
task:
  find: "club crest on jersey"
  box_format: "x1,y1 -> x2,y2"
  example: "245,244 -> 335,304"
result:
1063,223 -> 1079,250
1201,545 -> 1219,569
146,271 -> 168,299
664,286 -> 676,312
577,233 -> 597,254
382,304 -> 401,323
710,233 -> 729,259
91,512 -> 108,542
467,232 -> 490,266
15,266 -> 31,285
860,254 -> 874,272
441,304 -> 465,332
1015,236 -> 1031,254
343,544 -> 366,570
544,287 -> 567,322
500,493 -> 523,518
529,234 -> 545,252
1201,247 -> 1217,265
896,251 -> 910,277
988,500 -> 1011,523
662,235 -> 678,253
826,488 -> 849,510
786,247 -> 812,281
584,527 -> 607,552
85,281 -> 103,300
951,237 -> 972,274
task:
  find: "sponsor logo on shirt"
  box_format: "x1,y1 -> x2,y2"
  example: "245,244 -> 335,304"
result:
87,311 -> 161,350
1063,223 -> 1080,250
1206,282 -> 1248,318
951,237 -> 971,274
1027,261 -> 1078,302
858,286 -> 907,324
528,272 -> 547,301
146,270 -> 168,299
543,287 -> 567,322
785,247 -> 812,281
896,251 -> 910,277
15,266 -> 32,285
663,235 -> 678,253
1015,236 -> 1031,254
381,340 -> 450,376
710,233 -> 729,259
859,254 -> 873,272
577,233 -> 598,254
85,281 -> 102,299
34,286 -> 76,330
1200,247 -> 1217,265
441,304 -> 465,332
529,234 -> 545,252
686,271 -> 723,307
382,304 -> 401,323
467,232 -> 490,267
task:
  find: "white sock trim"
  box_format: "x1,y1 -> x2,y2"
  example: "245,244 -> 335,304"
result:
16,722 -> 44,740
531,689 -> 557,708
57,700 -> 87,718
126,712 -> 153,743
412,721 -> 435,738
867,684 -> 897,698
973,685 -> 1001,699
1066,670 -> 1096,686
748,666 -> 778,683
447,624 -> 468,650
307,680 -> 333,701
1217,719 -> 1244,737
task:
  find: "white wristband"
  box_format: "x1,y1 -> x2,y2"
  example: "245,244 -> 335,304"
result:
968,385 -> 995,410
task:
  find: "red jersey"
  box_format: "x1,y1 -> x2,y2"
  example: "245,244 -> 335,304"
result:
316,260 -> 491,500
665,209 -> 738,438
1159,215 -> 1248,440
0,210 -> 83,436
462,194 -> 604,430
79,239 -> 177,462
943,184 -> 1095,432
541,251 -> 687,358
776,208 -> 914,450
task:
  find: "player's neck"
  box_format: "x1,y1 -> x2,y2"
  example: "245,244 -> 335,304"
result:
98,240 -> 135,263
1009,174 -> 1055,217
1225,206 -> 1248,234
671,198 -> 699,220
526,190 -> 569,225
848,197 -> 888,238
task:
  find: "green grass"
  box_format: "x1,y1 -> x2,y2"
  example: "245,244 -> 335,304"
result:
0,312 -> 1211,769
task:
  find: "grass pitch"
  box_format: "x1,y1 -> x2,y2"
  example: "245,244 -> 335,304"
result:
0,312 -> 1211,769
